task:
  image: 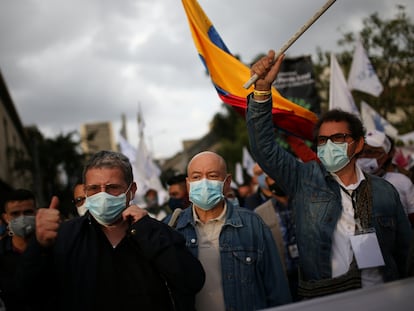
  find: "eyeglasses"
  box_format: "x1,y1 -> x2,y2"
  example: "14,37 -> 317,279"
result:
72,196 -> 86,207
317,133 -> 353,146
84,184 -> 128,197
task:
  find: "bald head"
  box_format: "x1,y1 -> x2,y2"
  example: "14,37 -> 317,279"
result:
187,151 -> 227,178
187,151 -> 232,216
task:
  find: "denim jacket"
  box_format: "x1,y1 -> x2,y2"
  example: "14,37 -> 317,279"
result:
174,201 -> 292,310
246,95 -> 411,282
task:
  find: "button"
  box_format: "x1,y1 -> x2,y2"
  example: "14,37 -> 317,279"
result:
191,238 -> 196,244
246,257 -> 252,263
130,229 -> 137,235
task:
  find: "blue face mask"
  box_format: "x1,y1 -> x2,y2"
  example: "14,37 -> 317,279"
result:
257,173 -> 268,190
189,178 -> 225,211
85,185 -> 131,226
317,140 -> 352,173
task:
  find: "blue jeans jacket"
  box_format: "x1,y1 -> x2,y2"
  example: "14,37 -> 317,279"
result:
246,96 -> 411,282
174,201 -> 292,310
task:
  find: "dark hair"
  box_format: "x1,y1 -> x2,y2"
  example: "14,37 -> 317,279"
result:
313,109 -> 365,142
167,174 -> 187,186
3,189 -> 36,212
145,188 -> 158,196
83,150 -> 133,185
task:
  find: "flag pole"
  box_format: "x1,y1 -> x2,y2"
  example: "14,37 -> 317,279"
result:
243,0 -> 336,89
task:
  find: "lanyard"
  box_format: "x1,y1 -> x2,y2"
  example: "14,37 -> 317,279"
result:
339,186 -> 364,233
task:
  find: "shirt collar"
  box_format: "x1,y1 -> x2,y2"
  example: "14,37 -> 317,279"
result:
192,202 -> 228,225
331,164 -> 366,191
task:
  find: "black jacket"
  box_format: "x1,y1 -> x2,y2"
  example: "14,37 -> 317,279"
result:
244,188 -> 271,211
17,214 -> 205,311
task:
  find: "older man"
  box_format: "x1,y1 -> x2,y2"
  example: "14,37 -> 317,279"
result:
246,51 -> 411,298
19,150 -> 205,311
172,151 -> 291,311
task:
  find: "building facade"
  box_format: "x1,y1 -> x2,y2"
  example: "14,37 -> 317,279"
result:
80,121 -> 117,154
0,71 -> 33,198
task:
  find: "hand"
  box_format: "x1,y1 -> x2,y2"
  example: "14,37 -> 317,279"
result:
251,50 -> 285,91
35,196 -> 61,248
122,204 -> 148,224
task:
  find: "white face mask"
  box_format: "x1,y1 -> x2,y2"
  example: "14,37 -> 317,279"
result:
357,158 -> 379,174
76,203 -> 87,216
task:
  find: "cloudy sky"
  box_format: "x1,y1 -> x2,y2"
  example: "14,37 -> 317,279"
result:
1,0 -> 413,159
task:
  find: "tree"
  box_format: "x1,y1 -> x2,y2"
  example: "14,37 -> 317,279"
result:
13,127 -> 86,215
210,104 -> 250,177
315,5 -> 414,134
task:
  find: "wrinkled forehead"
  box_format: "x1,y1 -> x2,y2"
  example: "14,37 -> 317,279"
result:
85,167 -> 127,185
187,153 -> 226,176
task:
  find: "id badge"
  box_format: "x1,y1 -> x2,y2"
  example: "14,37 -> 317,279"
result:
350,228 -> 385,269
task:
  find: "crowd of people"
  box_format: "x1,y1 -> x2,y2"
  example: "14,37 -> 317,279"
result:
1,52 -> 414,310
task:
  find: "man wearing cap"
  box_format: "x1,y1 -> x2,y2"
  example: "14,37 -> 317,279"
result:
357,130 -> 414,226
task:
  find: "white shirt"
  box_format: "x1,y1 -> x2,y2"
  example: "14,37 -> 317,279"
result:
383,171 -> 414,215
331,165 -> 383,287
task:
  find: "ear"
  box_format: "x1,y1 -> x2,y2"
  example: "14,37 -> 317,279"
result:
129,182 -> 137,201
223,174 -> 232,194
355,137 -> 365,154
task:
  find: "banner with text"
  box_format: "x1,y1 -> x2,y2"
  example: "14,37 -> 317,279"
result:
273,55 -> 321,115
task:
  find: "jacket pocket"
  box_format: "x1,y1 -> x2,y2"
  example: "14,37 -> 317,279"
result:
230,250 -> 258,283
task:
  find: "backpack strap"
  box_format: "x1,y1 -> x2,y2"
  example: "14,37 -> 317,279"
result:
167,208 -> 183,228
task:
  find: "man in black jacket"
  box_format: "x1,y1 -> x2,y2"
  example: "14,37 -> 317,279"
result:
19,150 -> 205,311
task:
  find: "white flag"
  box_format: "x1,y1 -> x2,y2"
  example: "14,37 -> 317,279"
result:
399,131 -> 414,146
242,147 -> 255,177
348,40 -> 383,97
119,134 -> 166,203
360,101 -> 398,138
329,53 -> 360,116
118,134 -> 137,162
235,162 -> 244,185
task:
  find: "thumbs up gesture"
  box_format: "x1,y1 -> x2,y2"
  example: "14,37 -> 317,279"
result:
35,196 -> 61,248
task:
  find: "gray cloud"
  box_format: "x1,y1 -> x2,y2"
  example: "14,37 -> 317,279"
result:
1,0 -> 413,158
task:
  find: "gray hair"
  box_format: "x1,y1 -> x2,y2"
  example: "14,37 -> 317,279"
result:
83,150 -> 133,185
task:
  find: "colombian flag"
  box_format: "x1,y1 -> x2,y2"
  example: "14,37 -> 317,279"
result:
182,0 -> 318,141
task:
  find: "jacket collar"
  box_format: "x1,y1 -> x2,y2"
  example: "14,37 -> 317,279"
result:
176,200 -> 243,229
